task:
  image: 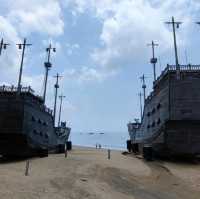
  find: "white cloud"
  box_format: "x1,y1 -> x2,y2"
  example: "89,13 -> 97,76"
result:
0,0 -> 65,86
63,67 -> 107,82
22,74 -> 44,94
0,16 -> 21,83
1,0 -> 200,86
3,0 -> 64,36
66,43 -> 80,56
65,0 -> 200,75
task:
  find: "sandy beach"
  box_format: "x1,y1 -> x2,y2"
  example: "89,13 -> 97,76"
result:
0,147 -> 200,199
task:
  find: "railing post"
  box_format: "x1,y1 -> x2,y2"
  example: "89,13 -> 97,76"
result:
25,160 -> 30,176
65,143 -> 68,158
108,149 -> 111,160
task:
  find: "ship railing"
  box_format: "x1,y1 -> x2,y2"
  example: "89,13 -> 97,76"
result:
154,64 -> 200,86
21,86 -> 35,94
0,85 -> 43,100
0,85 -> 35,94
38,104 -> 53,115
146,91 -> 154,102
44,106 -> 53,115
0,85 -> 17,92
153,66 -> 170,85
0,85 -> 53,115
168,64 -> 200,71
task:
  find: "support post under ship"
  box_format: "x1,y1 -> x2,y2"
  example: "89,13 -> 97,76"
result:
0,38 -> 71,157
127,17 -> 200,160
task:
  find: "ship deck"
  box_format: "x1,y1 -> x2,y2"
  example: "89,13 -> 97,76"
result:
0,85 -> 53,115
154,64 -> 200,85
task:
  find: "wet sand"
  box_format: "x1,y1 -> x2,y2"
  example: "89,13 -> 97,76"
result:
0,147 -> 200,199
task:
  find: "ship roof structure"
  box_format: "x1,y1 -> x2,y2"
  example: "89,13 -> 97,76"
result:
145,64 -> 200,104
0,85 -> 53,115
154,64 -> 200,85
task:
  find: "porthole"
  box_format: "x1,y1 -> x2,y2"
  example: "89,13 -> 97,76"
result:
32,116 -> 36,122
152,108 -> 156,114
157,103 -> 161,110
157,118 -> 161,125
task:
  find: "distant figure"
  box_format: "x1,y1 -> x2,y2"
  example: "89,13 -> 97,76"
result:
99,144 -> 101,149
96,143 -> 98,149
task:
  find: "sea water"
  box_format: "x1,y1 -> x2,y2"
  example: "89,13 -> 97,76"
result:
71,131 -> 129,150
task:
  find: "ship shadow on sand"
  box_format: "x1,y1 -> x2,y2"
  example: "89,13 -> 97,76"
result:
0,155 -> 37,164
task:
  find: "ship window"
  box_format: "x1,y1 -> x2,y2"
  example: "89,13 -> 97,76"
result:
152,108 -> 156,114
38,119 -> 42,124
157,103 -> 161,110
147,125 -> 150,129
43,121 -> 47,126
147,112 -> 150,117
152,122 -> 155,127
157,118 -> 161,125
32,116 -> 36,122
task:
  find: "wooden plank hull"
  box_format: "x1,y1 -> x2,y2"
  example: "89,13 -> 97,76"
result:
127,66 -> 200,158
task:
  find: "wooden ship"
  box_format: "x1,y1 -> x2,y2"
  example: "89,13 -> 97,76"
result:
127,17 -> 200,160
0,39 -> 71,157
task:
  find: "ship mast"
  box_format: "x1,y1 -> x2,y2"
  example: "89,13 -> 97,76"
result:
58,94 -> 66,127
138,92 -> 143,122
53,73 -> 62,126
147,41 -> 158,81
43,44 -> 56,103
0,38 -> 9,56
16,38 -> 32,93
165,16 -> 182,79
140,74 -> 147,104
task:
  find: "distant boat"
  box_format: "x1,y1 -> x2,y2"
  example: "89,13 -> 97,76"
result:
99,133 -> 104,135
89,132 -> 95,135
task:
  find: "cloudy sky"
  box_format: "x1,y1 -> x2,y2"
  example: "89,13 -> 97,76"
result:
0,0 -> 200,132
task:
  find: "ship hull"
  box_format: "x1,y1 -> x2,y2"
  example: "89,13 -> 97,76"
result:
0,134 -> 32,156
128,120 -> 200,157
165,120 -> 200,156
127,66 -> 200,159
54,126 -> 71,153
0,91 -> 70,157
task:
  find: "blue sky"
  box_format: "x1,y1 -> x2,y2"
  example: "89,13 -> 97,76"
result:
0,0 -> 200,132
